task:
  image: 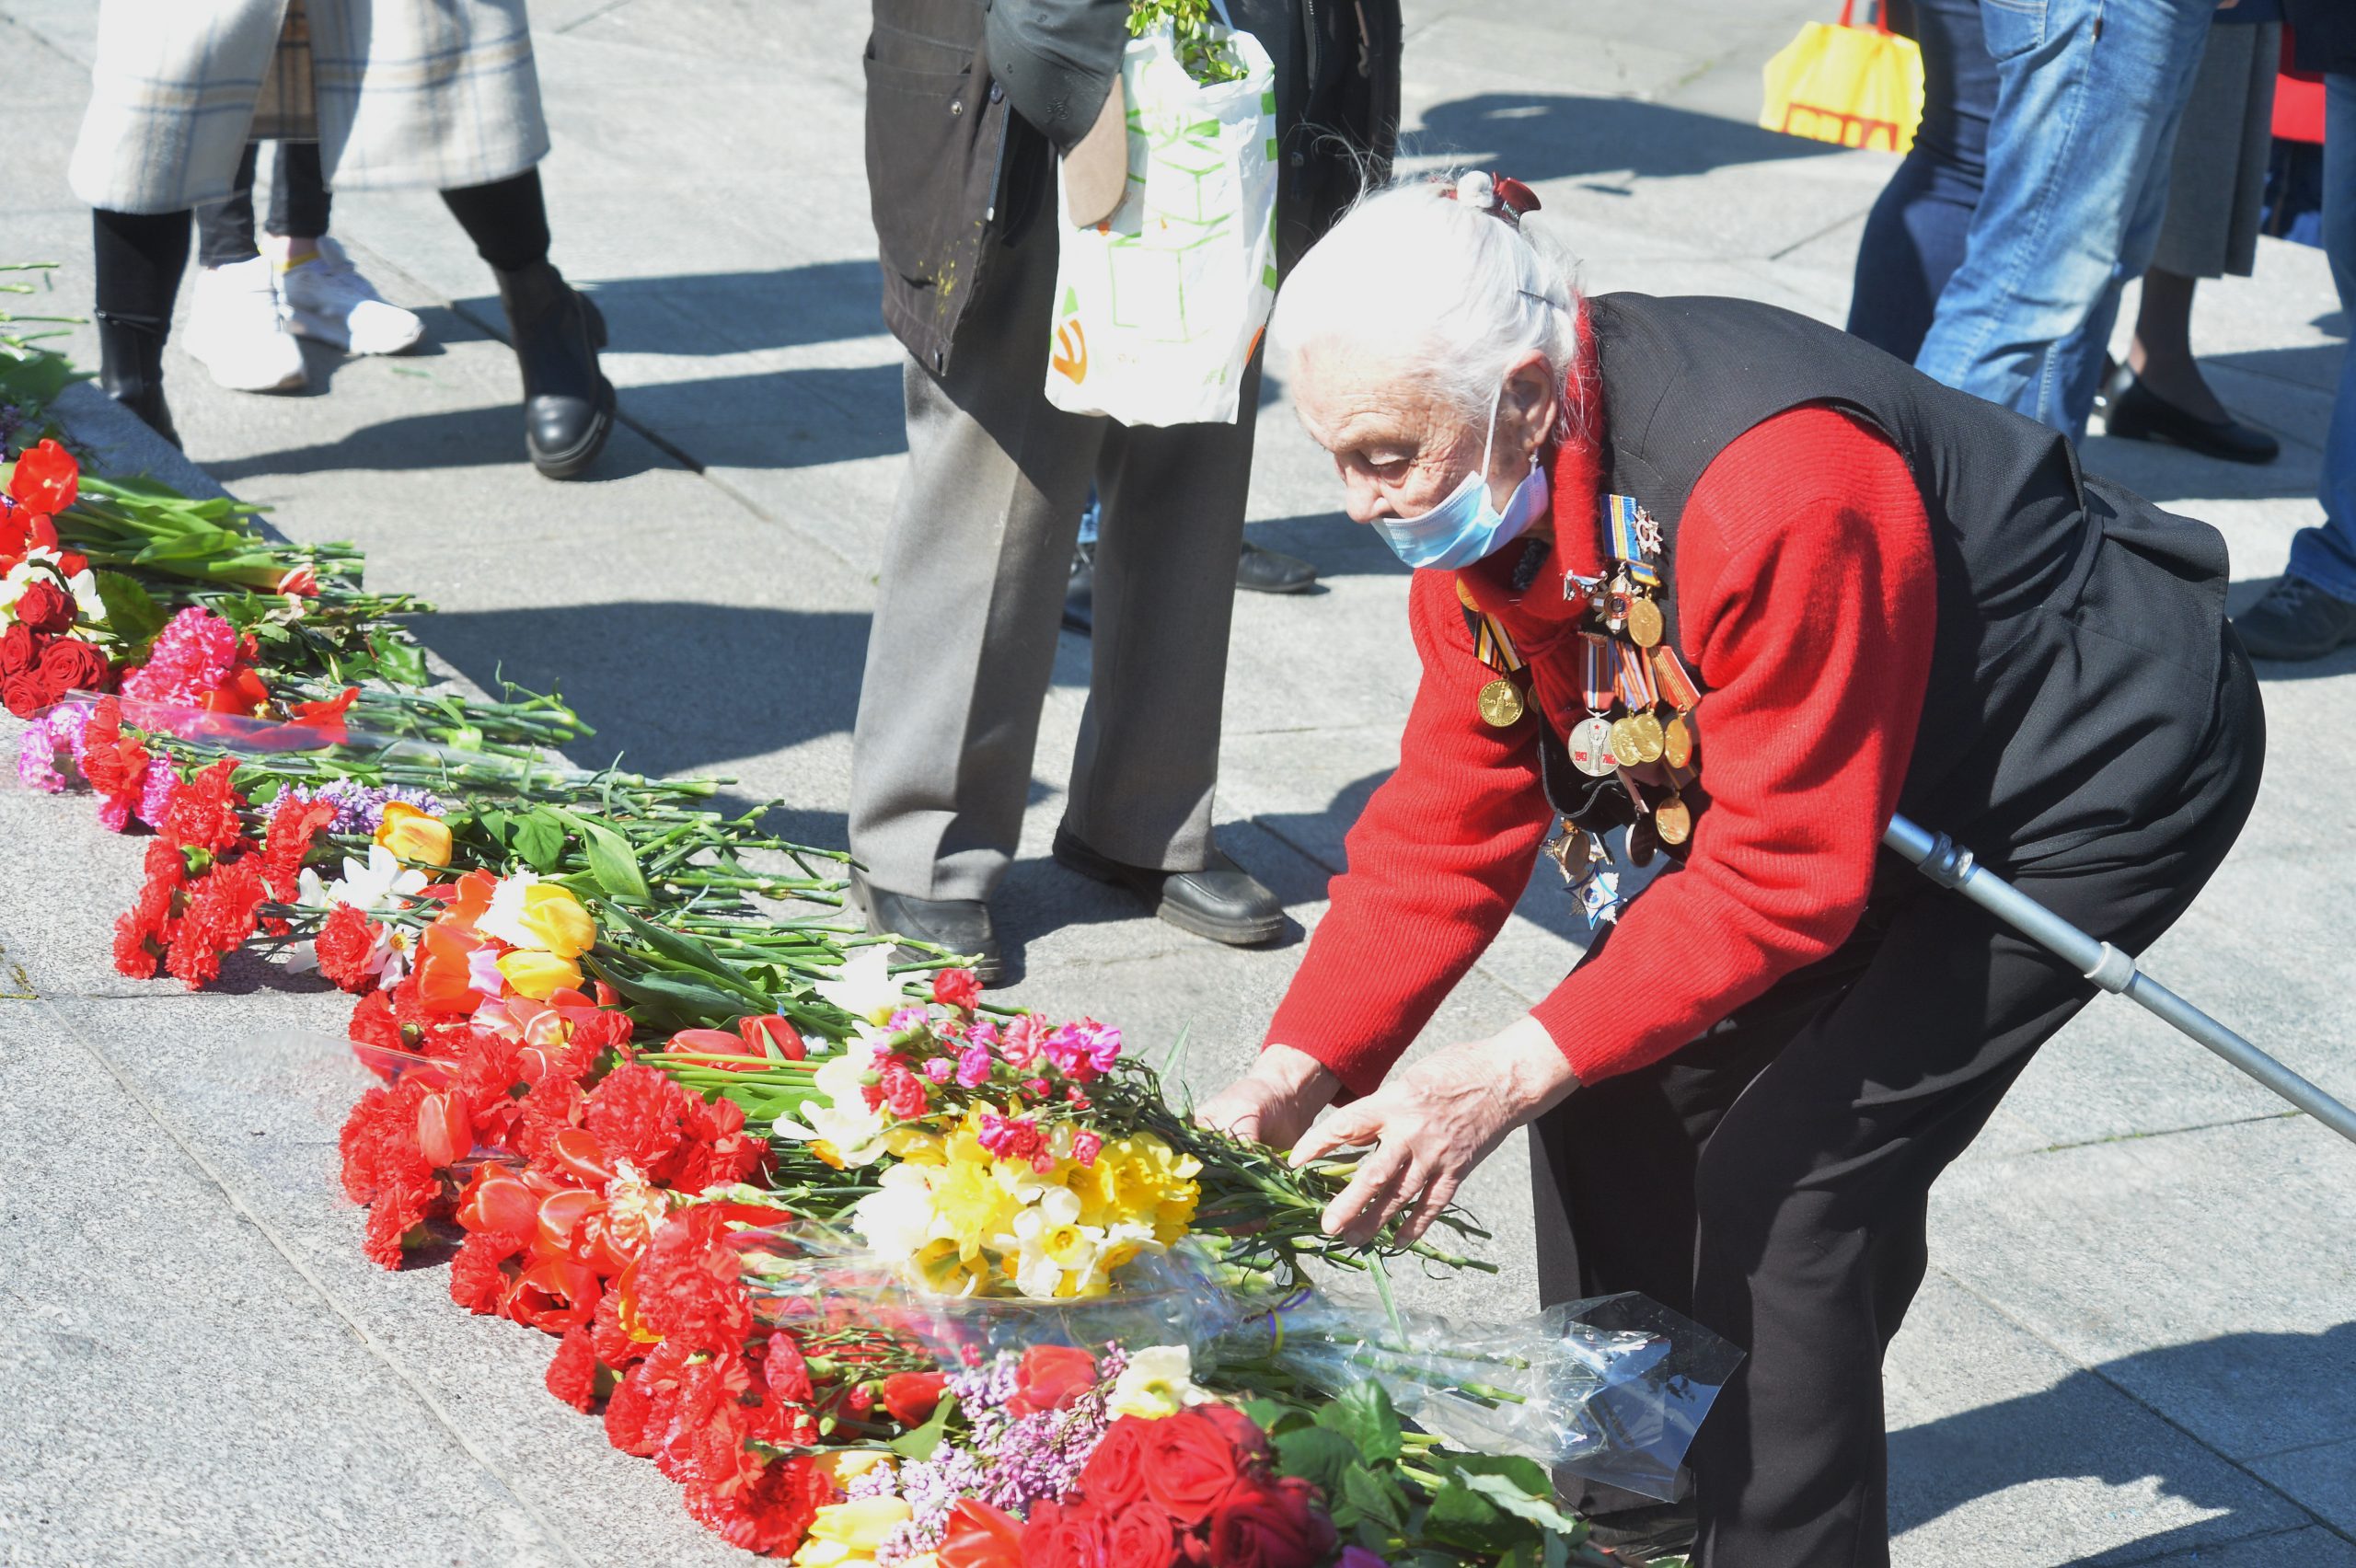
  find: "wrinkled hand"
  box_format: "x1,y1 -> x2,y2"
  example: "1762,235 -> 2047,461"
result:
1289,1017 -> 1581,1246
1196,1043 -> 1342,1153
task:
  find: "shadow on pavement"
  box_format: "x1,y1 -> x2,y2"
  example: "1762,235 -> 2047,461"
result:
577,260 -> 890,355
199,401 -> 679,484
1415,91 -> 1844,183
1888,1322 -> 2356,1560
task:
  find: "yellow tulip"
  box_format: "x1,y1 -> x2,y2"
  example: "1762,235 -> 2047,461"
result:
816,1451 -> 896,1487
498,949 -> 583,1000
374,802 -> 454,869
517,884 -> 596,958
793,1498 -> 913,1567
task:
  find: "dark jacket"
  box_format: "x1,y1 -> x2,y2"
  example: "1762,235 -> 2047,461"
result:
2285,0 -> 2356,72
863,0 -> 1402,375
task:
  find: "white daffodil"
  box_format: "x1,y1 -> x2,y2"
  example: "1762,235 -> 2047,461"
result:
474,869 -> 542,949
813,945 -> 906,1029
771,1047 -> 894,1167
1107,1344 -> 1213,1421
849,1163 -> 941,1257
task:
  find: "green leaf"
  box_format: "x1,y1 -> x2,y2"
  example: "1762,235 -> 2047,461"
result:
588,959 -> 745,1031
887,1392 -> 957,1461
1314,1378 -> 1403,1467
1273,1426 -> 1361,1497
562,812 -> 649,901
1422,1478 -> 1523,1552
91,571 -> 167,647
513,810 -> 566,871
370,636 -> 428,688
1453,1468 -> 1587,1539
1340,1459 -> 1408,1531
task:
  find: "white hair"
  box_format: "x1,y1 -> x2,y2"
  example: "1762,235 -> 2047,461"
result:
1271,172 -> 1587,439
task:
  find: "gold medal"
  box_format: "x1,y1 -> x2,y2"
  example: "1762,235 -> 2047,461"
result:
1624,596 -> 1664,649
1656,793 -> 1693,846
1662,713 -> 1694,770
1569,716 -> 1618,777
1476,678 -> 1525,728
1628,709 -> 1667,764
1608,717 -> 1646,767
1543,823 -> 1599,888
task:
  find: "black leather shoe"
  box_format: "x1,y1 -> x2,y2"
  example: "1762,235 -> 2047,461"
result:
493,259 -> 616,479
96,315 -> 181,449
1237,540 -> 1317,594
1052,824 -> 1283,946
849,870 -> 1005,984
2101,365 -> 2279,465
2234,573 -> 2356,661
1064,540 -> 1095,634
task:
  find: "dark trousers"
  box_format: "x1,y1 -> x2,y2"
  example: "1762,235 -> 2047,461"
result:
195,143 -> 333,268
1847,0 -> 1999,360
1531,633 -> 2266,1567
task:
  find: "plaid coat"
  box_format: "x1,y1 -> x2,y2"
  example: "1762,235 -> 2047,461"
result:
70,0 -> 549,213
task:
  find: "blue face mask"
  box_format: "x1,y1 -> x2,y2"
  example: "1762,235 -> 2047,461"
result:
1372,375 -> 1550,571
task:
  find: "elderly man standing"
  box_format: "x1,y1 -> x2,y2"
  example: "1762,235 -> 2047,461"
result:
849,0 -> 1399,980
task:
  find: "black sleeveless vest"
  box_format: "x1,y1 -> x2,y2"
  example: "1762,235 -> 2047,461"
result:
1558,294 -> 2231,859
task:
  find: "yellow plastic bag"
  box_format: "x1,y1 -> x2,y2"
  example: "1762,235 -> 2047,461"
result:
1760,0 -> 1925,154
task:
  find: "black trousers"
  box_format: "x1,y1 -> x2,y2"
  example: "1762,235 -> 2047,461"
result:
195,142 -> 334,267
1531,631 -> 2265,1567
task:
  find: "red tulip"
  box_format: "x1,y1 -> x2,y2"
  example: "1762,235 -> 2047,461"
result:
416,1091 -> 471,1169
549,1127 -> 616,1187
536,1187 -> 605,1262
505,1256 -> 600,1332
457,1167 -> 543,1237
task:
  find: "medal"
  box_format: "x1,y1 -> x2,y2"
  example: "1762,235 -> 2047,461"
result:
1614,641 -> 1659,712
1569,715 -> 1618,776
1579,870 -> 1623,928
1624,596 -> 1663,649
1608,717 -> 1645,767
1656,793 -> 1693,846
1628,709 -> 1667,764
1543,823 -> 1600,888
1477,677 -> 1525,727
1662,713 -> 1694,770
1626,814 -> 1659,868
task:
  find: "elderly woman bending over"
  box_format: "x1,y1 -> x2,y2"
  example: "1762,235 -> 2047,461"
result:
1200,175 -> 2264,1567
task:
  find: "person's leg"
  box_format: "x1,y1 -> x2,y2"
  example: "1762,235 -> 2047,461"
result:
849,213 -> 1102,917
1687,649 -> 2264,1568
267,140 -> 332,252
1913,0 -> 2216,437
193,144 -> 262,270
2285,73 -> 2356,602
1847,0 -> 1993,361
90,207 -> 191,444
440,168 -> 608,478
269,140 -> 424,358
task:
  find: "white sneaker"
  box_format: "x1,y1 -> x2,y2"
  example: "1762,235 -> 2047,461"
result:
281,236 -> 425,356
185,257 -> 307,392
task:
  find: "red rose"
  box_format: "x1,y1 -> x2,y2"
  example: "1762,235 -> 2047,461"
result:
1008,1343 -> 1100,1417
37,635 -> 110,701
879,1370 -> 948,1427
1022,1498 -> 1113,1568
13,579 -> 72,635
7,437 -> 78,515
1104,1501 -> 1178,1568
0,621 -> 33,674
1079,1414 -> 1153,1511
1143,1409 -> 1254,1527
1194,1402 -> 1273,1468
932,966 -> 983,1011
1207,1479 -> 1335,1568
3,670 -> 46,718
939,1498 -> 1025,1568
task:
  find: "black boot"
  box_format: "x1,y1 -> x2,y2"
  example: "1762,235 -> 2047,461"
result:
96,315 -> 181,448
492,259 -> 614,479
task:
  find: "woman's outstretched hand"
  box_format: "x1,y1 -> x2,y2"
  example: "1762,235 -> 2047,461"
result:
1288,1016 -> 1581,1246
1196,1043 -> 1343,1154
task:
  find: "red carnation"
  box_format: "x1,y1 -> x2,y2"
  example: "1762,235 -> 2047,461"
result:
14,579 -> 72,635
630,1206 -> 754,1355
1206,1478 -> 1335,1568
78,699 -> 151,814
546,1324 -> 602,1412
165,856 -> 266,989
162,758 -> 248,854
8,438 -> 78,515
590,1284 -> 650,1370
261,793 -> 339,902
932,966 -> 982,1012
361,1174 -> 439,1269
313,903 -> 382,992
682,1451 -> 832,1557
582,1063 -> 688,1174
450,1228 -> 529,1315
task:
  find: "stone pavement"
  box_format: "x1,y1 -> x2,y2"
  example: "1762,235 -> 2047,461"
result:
1,1 -> 2351,1563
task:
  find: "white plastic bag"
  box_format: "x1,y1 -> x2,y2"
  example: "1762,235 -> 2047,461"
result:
1043,9 -> 1278,427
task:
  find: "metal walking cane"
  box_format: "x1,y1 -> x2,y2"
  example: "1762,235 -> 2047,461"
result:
1882,814 -> 2356,1147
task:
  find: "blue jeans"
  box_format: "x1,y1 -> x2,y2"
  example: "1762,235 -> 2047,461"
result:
1914,0 -> 2216,438
2284,74 -> 2356,603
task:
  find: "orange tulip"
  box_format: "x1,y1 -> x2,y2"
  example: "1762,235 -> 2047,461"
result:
415,922 -> 489,1015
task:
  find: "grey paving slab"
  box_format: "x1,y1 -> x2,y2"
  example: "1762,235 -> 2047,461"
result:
2252,1439 -> 2356,1538
1883,1276 -> 2321,1567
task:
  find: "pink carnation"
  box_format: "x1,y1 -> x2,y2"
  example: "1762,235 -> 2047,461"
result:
120,608 -> 240,708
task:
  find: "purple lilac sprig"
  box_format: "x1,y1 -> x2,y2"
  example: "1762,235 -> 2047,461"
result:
279,778 -> 446,835
867,1344 -> 1129,1565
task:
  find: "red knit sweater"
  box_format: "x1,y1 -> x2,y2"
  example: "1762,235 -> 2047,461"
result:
1265,400 -> 1937,1092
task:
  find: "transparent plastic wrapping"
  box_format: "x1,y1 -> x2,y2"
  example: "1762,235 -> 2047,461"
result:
723,1227 -> 1738,1502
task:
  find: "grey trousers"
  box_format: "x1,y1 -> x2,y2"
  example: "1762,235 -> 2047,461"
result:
849,207 -> 1265,903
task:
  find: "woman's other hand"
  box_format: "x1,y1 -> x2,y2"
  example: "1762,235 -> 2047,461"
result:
1196,1043 -> 1342,1152
1290,1016 -> 1580,1245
